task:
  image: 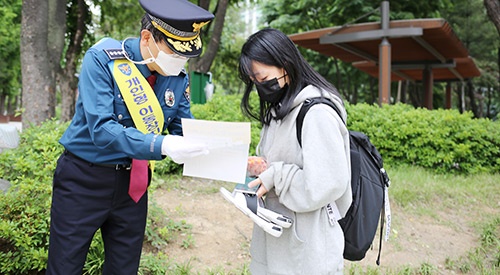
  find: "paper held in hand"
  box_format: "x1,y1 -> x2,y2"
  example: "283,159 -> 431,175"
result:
181,118 -> 251,184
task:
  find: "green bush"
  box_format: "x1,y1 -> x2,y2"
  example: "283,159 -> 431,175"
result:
0,119 -> 65,274
0,120 -> 172,274
188,95 -> 500,174
1,99 -> 500,273
346,103 -> 500,174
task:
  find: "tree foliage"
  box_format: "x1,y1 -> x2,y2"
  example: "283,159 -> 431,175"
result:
484,0 -> 500,36
15,0 -> 230,124
6,0 -> 500,124
0,0 -> 22,115
443,0 -> 499,118
255,0 -> 499,117
93,0 -> 144,39
208,1 -> 250,95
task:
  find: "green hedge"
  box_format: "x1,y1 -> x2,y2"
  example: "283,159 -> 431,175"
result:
0,119 -> 64,274
1,96 -> 499,273
0,120 -> 172,274
346,103 -> 500,174
184,93 -> 500,175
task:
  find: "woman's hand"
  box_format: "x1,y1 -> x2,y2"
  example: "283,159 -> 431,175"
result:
247,156 -> 267,177
248,177 -> 268,198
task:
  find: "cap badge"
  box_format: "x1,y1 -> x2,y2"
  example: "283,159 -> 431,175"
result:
192,21 -> 210,33
165,89 -> 175,107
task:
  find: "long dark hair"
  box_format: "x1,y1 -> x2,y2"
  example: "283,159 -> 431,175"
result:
238,28 -> 341,125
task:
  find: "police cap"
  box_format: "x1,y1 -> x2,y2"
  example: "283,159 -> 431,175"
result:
140,0 -> 214,58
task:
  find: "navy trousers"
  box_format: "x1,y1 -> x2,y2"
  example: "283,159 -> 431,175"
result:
46,151 -> 148,275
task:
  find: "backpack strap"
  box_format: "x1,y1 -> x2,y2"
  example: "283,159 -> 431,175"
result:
296,97 -> 344,147
376,202 -> 385,265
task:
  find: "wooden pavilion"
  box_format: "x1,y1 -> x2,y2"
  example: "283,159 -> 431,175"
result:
288,1 -> 480,109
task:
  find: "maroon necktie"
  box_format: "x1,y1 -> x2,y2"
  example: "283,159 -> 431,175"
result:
128,74 -> 157,203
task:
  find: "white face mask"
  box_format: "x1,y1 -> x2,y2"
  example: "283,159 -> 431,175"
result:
147,37 -> 188,76
121,37 -> 155,65
121,36 -> 188,76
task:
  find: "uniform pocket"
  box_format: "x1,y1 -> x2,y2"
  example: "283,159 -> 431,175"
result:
52,153 -> 66,187
114,95 -> 133,127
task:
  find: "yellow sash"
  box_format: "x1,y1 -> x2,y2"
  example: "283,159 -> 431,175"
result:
112,59 -> 164,170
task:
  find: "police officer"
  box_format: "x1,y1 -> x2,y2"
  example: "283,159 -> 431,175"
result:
46,0 -> 214,274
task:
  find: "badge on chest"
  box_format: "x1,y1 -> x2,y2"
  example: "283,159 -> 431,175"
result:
165,89 -> 175,107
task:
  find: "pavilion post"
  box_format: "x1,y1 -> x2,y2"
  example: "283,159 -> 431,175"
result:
379,38 -> 391,105
423,65 -> 434,109
378,1 -> 391,105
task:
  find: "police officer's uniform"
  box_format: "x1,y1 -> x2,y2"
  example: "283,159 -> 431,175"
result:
46,0 -> 214,274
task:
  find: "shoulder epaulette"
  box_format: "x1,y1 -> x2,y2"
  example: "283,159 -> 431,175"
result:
104,49 -> 126,60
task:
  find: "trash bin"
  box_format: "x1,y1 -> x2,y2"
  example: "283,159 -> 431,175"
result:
0,124 -> 20,153
190,71 -> 212,104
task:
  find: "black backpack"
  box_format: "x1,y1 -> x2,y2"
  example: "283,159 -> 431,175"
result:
296,97 -> 391,265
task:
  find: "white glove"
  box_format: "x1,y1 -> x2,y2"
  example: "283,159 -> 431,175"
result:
161,135 -> 209,164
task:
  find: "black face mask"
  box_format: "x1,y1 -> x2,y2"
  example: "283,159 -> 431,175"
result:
255,75 -> 288,104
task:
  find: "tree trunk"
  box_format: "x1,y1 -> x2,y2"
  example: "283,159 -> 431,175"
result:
6,95 -> 13,114
21,0 -> 55,129
401,80 -> 409,104
7,95 -> 20,115
59,0 -> 88,121
344,72 -> 351,101
0,94 -> 5,115
484,1 -> 500,109
48,0 -> 67,118
486,85 -> 492,118
333,58 -> 342,96
409,83 -> 420,108
467,79 -> 480,118
454,82 -> 464,113
189,0 -> 229,73
48,0 -> 66,69
369,77 -> 376,104
198,0 -> 211,10
484,0 -> 500,36
352,86 -> 358,104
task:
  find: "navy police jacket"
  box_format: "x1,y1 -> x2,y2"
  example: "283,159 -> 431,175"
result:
59,37 -> 193,164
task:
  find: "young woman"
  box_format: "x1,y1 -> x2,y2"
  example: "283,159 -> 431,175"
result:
239,28 -> 352,274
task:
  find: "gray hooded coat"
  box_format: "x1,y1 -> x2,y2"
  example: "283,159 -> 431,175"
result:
249,85 -> 352,275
